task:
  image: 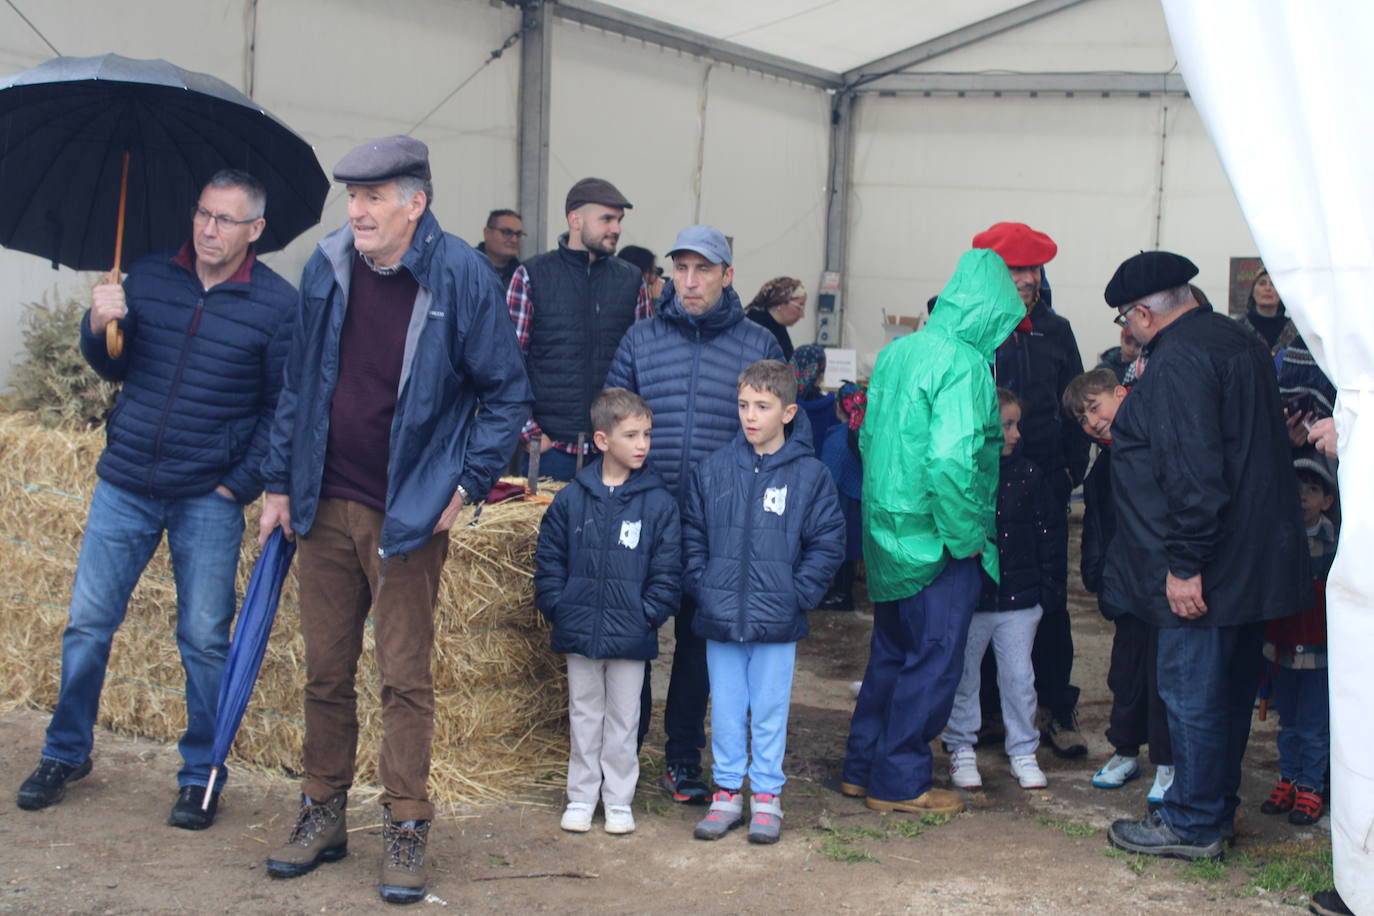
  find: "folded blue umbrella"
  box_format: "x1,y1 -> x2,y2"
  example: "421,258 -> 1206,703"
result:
202,528 -> 296,810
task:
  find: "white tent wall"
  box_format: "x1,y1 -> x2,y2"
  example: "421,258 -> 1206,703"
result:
546,21 -> 830,341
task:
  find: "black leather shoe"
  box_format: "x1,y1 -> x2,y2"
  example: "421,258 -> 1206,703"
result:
169,784 -> 219,830
16,757 -> 92,811
1108,811 -> 1222,861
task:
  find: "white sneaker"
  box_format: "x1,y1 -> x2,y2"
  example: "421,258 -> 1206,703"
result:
603,804 -> 636,835
1092,753 -> 1141,789
1148,766 -> 1174,805
848,680 -> 863,698
560,801 -> 594,833
949,745 -> 982,790
1010,754 -> 1048,789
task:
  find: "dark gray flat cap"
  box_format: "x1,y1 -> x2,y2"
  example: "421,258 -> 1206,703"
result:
565,177 -> 632,213
333,135 -> 431,185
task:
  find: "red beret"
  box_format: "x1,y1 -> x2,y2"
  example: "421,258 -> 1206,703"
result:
971,222 -> 1058,267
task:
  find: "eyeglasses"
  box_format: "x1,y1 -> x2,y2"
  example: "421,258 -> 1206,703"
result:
1113,304 -> 1144,328
491,226 -> 527,239
192,206 -> 259,231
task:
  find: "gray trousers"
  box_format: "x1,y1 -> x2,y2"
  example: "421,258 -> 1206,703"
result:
943,605 -> 1044,757
566,655 -> 645,805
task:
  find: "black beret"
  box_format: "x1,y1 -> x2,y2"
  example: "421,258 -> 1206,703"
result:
565,177 -> 632,213
1104,251 -> 1199,307
333,135 -> 430,185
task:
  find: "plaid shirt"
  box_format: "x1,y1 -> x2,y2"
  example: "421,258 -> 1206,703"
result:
507,263 -> 652,454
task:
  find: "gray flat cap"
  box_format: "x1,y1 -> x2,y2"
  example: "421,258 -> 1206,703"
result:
333,135 -> 431,185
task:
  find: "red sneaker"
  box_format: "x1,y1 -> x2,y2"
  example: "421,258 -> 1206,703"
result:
1260,779 -> 1295,814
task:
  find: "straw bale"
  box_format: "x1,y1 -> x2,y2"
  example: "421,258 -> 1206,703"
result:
0,411 -> 571,806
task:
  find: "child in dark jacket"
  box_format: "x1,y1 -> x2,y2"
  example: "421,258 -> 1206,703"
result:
1063,368 -> 1173,804
1260,459 -> 1338,826
818,381 -> 866,611
535,389 -> 682,836
683,360 -> 844,844
942,388 -> 1060,790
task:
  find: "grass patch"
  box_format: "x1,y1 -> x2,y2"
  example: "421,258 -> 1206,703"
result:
1037,814 -> 1097,837
920,812 -> 951,827
817,834 -> 878,863
1181,858 -> 1228,882
1245,841 -> 1333,898
885,817 -> 926,838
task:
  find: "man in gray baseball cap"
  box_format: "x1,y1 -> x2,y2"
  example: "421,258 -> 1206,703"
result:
260,134 -> 531,903
508,177 -> 647,480
605,224 -> 782,804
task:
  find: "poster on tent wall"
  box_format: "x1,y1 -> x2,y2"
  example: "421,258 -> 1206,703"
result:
1227,257 -> 1263,318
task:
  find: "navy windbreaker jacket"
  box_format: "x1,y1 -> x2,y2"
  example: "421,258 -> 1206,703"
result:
683,420 -> 845,644
534,461 -> 681,660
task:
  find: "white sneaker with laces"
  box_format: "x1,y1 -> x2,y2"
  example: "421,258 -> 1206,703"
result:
1148,765 -> 1174,804
1092,753 -> 1141,789
560,801 -> 594,833
1010,754 -> 1048,789
949,745 -> 982,790
603,804 -> 636,835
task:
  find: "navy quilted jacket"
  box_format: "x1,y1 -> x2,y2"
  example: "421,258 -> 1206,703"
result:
534,460 -> 681,660
80,245 -> 296,502
978,450 -> 1066,613
603,282 -> 783,499
683,421 -> 845,644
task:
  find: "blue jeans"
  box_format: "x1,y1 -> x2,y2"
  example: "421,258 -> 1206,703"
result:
43,480 -> 245,788
1274,664 -> 1329,793
1156,622 -> 1265,844
843,557 -> 981,800
705,641 -> 797,795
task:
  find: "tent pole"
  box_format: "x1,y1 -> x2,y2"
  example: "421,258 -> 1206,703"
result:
516,0 -> 552,256
821,90 -> 855,349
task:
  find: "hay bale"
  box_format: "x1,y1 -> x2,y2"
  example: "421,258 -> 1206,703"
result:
0,411 -> 570,806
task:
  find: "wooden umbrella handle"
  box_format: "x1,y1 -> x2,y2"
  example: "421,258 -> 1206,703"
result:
106,151 -> 130,359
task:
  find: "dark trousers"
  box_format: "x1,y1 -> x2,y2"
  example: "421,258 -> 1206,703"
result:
843,558 -> 981,800
1105,615 -> 1172,764
296,498 -> 449,822
638,594 -> 709,767
516,447 -> 581,482
1030,504 -> 1079,718
1156,622 -> 1265,844
1274,664 -> 1329,793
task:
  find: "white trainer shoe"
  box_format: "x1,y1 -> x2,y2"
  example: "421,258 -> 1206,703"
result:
1092,753 -> 1142,789
560,801 -> 594,833
1148,765 -> 1174,805
603,804 -> 636,835
1010,754 -> 1048,789
949,745 -> 983,790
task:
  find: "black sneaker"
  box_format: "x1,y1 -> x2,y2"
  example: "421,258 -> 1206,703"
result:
16,757 -> 92,811
1108,811 -> 1222,861
1309,889 -> 1354,916
662,764 -> 710,805
1040,708 -> 1088,759
169,784 -> 219,830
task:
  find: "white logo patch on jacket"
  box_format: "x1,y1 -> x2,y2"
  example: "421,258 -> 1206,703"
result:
763,486 -> 788,516
619,520 -> 642,549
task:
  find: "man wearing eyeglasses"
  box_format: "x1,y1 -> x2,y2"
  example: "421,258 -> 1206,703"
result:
15,170 -> 297,832
507,177 -> 650,480
477,208 -> 524,288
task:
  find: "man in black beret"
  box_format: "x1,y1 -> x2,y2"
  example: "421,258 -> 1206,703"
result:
1100,251 -> 1309,861
507,177 -> 649,480
259,134 -> 532,903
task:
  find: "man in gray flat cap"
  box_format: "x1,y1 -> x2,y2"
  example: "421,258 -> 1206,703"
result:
1099,251 -> 1308,862
259,134 -> 531,904
507,177 -> 649,481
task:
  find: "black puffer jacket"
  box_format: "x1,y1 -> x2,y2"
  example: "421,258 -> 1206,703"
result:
978,450 -> 1064,612
534,460 -> 681,660
1080,444 -> 1122,615
1101,305 -> 1311,629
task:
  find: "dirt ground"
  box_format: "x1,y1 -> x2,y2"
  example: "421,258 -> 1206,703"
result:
0,510 -> 1331,914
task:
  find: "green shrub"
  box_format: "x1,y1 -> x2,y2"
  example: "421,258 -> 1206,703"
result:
9,289 -> 119,429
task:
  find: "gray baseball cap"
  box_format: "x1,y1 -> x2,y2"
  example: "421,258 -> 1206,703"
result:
667,225 -> 732,266
333,135 -> 431,185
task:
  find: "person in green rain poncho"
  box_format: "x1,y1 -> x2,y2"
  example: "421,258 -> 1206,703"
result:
840,248 -> 1025,816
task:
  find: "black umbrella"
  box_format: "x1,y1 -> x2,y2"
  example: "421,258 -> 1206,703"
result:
0,53 -> 328,354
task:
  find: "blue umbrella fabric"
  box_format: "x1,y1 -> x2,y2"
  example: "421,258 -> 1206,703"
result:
0,53 -> 328,270
203,528 -> 297,809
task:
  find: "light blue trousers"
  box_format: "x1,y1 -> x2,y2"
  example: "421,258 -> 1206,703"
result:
705,640 -> 797,796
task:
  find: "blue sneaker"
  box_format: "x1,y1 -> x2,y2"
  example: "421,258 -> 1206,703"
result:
1147,765 -> 1174,809
1092,754 -> 1141,789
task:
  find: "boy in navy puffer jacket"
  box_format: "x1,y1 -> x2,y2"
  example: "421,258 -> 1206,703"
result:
535,389 -> 682,836
683,360 -> 844,844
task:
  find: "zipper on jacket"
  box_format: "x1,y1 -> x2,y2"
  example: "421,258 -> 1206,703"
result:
147,295 -> 205,494
678,328 -> 703,489
592,487 -> 618,654
736,455 -> 761,642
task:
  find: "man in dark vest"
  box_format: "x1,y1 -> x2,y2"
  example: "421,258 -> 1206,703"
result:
508,178 -> 649,480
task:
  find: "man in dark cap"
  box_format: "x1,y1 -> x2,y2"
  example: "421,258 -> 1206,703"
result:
507,177 -> 649,480
1101,250 -> 1309,861
971,221 -> 1090,759
259,134 -> 531,903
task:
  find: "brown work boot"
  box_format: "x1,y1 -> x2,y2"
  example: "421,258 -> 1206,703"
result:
839,782 -> 868,798
865,788 -> 965,815
266,792 -> 348,879
379,805 -> 430,905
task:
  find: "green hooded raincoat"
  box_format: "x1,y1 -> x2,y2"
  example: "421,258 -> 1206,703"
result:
860,248 -> 1026,602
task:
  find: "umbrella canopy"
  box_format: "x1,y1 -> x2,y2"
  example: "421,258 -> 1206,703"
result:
203,528 -> 297,808
0,53 -> 328,270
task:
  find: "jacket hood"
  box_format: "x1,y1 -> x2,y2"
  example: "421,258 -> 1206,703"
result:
572,458 -> 668,499
657,280 -> 746,334
925,249 -> 1026,361
725,408 -> 815,470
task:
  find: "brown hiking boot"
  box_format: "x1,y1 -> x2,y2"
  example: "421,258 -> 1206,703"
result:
865,788 -> 965,815
839,782 -> 868,798
266,792 -> 348,879
379,805 -> 430,905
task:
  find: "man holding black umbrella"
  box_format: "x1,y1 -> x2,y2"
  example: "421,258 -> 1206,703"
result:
258,136 -> 530,905
14,170 -> 297,831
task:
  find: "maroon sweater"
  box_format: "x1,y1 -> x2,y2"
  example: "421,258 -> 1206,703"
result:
320,253 -> 419,511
